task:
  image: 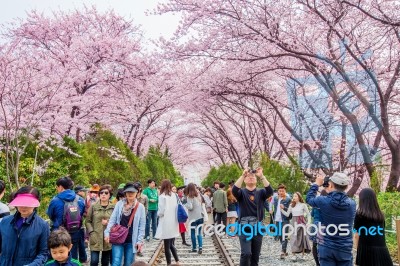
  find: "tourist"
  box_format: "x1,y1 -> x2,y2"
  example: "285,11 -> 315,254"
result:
154,180 -> 180,266
306,173 -> 356,266
354,188 -> 393,266
232,168 -> 273,266
105,183 -> 146,266
0,186 -> 49,265
86,185 -> 115,266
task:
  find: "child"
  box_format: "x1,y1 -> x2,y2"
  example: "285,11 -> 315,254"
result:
46,227 -> 82,266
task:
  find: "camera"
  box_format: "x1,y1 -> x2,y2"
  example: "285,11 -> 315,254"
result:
250,169 -> 257,174
323,175 -> 330,187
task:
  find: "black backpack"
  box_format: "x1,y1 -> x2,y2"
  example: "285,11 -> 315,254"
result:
62,195 -> 82,233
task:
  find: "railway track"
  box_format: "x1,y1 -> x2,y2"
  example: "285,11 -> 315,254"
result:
138,234 -> 319,266
142,234 -> 240,266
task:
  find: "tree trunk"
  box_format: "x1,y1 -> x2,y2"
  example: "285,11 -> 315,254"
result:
347,166 -> 364,197
386,148 -> 400,191
76,128 -> 81,142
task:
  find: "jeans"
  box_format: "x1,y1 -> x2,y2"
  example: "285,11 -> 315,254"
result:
238,234 -> 263,266
318,245 -> 353,266
111,243 -> 134,266
69,231 -> 81,260
277,221 -> 289,253
145,210 -> 158,238
78,228 -> 87,262
216,212 -> 227,227
164,238 -> 179,264
190,218 -> 204,250
90,250 -> 111,266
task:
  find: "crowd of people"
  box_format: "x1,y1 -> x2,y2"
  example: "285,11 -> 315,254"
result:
0,169 -> 395,266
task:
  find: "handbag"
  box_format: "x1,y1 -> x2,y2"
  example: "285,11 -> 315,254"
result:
176,194 -> 188,223
109,201 -> 139,244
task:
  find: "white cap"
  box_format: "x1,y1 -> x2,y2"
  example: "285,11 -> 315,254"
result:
329,172 -> 350,186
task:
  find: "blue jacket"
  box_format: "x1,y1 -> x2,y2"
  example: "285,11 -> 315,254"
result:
306,184 -> 356,252
47,190 -> 85,231
0,211 -> 49,266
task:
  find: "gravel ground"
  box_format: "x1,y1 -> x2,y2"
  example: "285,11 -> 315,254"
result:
80,235 -> 361,266
153,234 -> 321,265
222,235 -> 317,266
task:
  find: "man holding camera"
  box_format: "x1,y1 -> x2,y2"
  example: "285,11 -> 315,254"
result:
232,168 -> 273,266
306,172 -> 356,266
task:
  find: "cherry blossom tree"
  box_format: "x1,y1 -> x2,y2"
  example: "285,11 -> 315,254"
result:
157,0 -> 400,191
0,7 -> 188,183
0,43 -> 62,188
6,6 -> 150,141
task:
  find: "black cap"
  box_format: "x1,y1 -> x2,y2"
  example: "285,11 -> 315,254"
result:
74,185 -> 88,192
123,184 -> 138,193
133,182 -> 142,189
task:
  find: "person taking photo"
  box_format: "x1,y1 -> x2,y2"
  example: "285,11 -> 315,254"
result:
232,167 -> 273,266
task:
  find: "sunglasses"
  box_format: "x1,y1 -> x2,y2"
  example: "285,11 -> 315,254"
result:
99,191 -> 109,195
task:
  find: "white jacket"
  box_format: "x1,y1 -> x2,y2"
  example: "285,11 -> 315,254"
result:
155,192 -> 180,239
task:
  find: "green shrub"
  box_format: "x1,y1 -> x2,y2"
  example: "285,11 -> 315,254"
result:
377,192 -> 400,263
259,154 -> 308,194
201,153 -> 308,194
201,163 -> 242,188
0,125 -> 184,217
143,145 -> 184,187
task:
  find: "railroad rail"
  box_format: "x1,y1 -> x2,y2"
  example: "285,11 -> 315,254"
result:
144,234 -> 239,266
139,234 -> 326,266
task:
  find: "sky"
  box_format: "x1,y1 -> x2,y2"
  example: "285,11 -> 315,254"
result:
1,1 -> 205,184
1,0 -> 180,41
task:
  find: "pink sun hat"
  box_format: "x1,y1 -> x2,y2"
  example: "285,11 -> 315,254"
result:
9,193 -> 40,207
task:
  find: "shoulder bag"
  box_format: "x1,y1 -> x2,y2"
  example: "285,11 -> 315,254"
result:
109,201 -> 139,244
176,194 -> 188,223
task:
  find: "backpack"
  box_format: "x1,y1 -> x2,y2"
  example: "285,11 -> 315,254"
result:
62,195 -> 82,233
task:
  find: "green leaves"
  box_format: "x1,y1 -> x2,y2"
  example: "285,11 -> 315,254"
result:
202,153 -> 307,194
377,192 -> 400,262
143,145 -> 184,187
259,154 -> 308,194
201,164 -> 241,187
0,127 -> 184,217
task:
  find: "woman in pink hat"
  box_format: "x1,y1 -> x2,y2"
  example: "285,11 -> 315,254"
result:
0,186 -> 50,266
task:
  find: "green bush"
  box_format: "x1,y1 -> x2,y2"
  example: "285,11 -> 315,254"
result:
143,145 -> 184,187
0,126 -> 184,217
201,163 -> 242,188
80,126 -> 152,189
259,154 -> 308,194
201,154 -> 308,194
377,192 -> 400,263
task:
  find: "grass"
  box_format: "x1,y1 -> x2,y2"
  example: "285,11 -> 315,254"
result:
386,231 -> 398,263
